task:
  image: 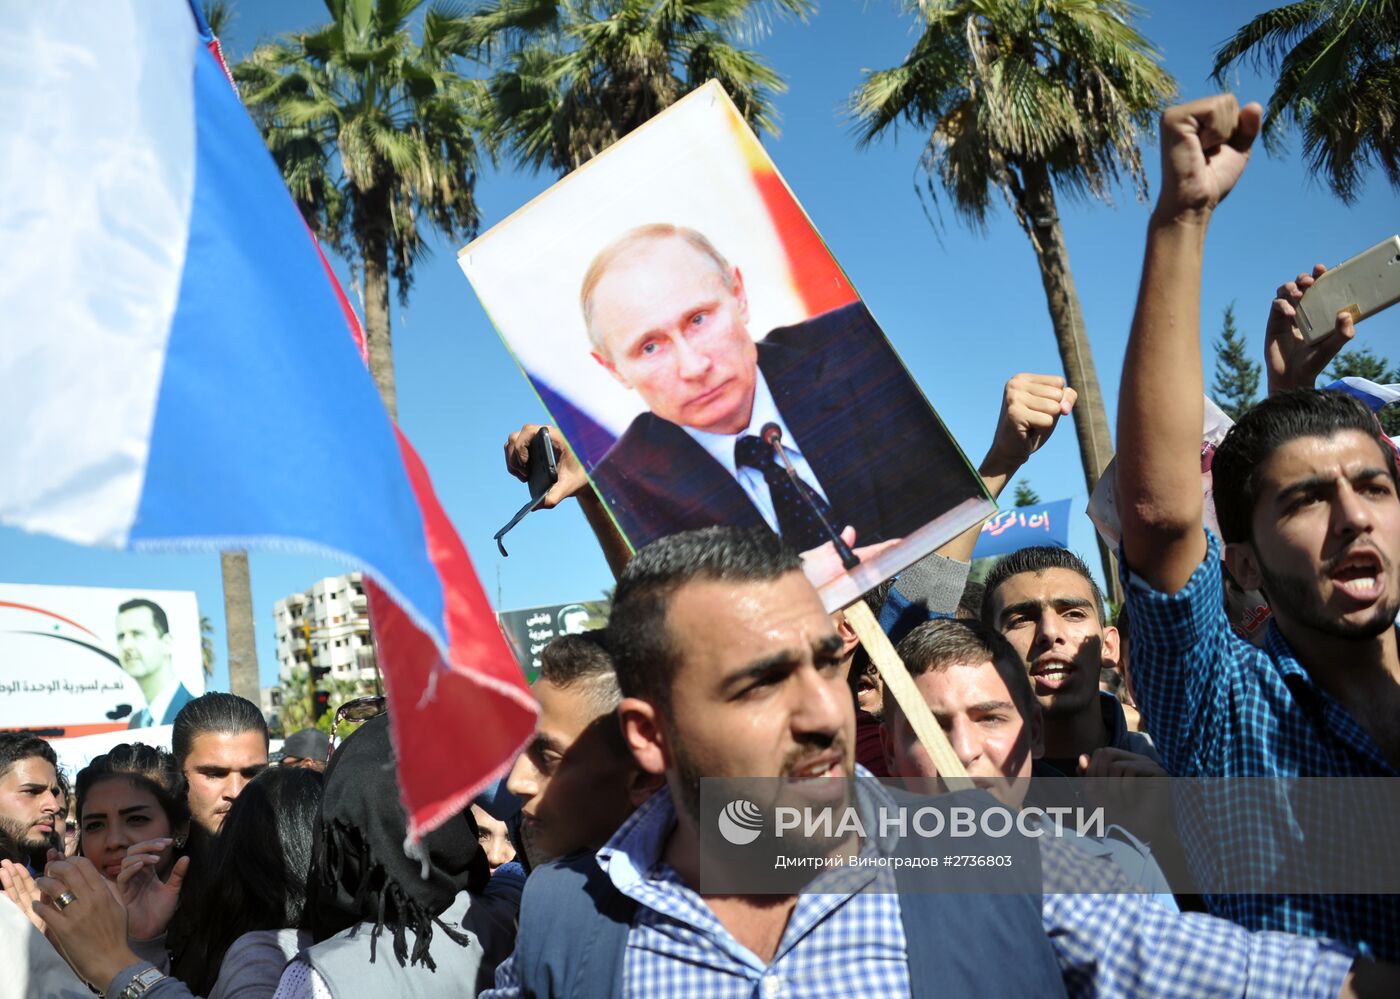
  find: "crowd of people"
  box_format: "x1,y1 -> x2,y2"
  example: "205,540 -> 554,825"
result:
3,92 -> 1400,997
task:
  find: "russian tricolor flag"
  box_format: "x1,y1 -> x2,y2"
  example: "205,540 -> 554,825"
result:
0,1 -> 536,839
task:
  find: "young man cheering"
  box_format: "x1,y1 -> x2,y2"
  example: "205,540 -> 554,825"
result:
1116,93 -> 1400,955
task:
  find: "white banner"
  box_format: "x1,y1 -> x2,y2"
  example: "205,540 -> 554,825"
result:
0,583 -> 204,734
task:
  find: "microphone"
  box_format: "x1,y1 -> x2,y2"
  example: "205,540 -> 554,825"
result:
759,422 -> 860,569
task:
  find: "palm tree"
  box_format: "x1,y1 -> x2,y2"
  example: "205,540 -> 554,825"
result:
203,1 -> 232,37
233,0 -> 487,420
275,665 -> 367,737
199,615 -> 216,679
850,0 -> 1175,595
220,552 -> 261,703
468,0 -> 811,176
206,0 -> 259,702
1212,0 -> 1399,203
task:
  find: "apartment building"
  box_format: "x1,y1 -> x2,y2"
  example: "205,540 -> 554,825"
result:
272,571 -> 378,688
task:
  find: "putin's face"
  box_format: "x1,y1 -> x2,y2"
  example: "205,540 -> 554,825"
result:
588,237 -> 759,436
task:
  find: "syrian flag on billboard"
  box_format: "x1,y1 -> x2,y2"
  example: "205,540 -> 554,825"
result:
0,0 -> 535,841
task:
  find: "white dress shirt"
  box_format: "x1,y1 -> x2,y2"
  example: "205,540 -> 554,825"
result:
681,370 -> 831,534
146,680 -> 179,724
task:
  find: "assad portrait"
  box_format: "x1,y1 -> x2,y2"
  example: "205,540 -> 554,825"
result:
116,597 -> 194,728
579,223 -> 982,562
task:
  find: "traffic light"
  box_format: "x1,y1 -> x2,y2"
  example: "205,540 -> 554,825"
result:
311,664 -> 331,681
313,689 -> 331,721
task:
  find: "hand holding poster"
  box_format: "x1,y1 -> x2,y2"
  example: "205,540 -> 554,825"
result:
459,82 -> 992,610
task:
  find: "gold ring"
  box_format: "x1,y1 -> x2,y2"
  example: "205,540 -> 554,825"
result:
53,890 -> 77,910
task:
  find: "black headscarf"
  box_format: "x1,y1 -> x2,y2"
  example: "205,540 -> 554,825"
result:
309,713 -> 489,969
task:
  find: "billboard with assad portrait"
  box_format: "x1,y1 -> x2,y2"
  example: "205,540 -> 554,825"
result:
0,583 -> 204,736
459,82 -> 992,609
497,599 -> 610,684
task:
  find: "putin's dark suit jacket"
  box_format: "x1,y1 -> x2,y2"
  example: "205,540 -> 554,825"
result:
590,301 -> 982,550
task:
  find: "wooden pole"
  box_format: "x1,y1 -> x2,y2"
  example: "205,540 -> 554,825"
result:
843,599 -> 972,791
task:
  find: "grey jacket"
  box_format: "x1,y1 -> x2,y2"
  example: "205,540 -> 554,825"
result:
108,928 -> 310,999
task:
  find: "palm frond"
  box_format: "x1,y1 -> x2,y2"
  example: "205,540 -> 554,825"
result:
849,0 -> 1174,226
475,0 -> 799,174
202,0 -> 234,37
1211,0 -> 1400,200
1211,0 -> 1327,81
849,25 -> 969,144
233,0 -> 487,300
463,0 -> 564,55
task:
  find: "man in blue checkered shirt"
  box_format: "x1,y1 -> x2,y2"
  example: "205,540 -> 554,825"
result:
484,524 -> 1395,996
1115,93 -> 1400,958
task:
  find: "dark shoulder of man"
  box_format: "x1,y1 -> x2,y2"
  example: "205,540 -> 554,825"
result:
592,411 -> 687,483
518,850 -> 636,928
761,300 -> 875,356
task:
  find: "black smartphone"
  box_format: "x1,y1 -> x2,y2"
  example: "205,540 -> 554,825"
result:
525,427 -> 559,504
495,427 -> 560,556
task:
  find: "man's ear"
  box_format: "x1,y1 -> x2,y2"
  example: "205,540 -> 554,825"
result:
730,265 -> 749,324
590,349 -> 632,389
1100,625 -> 1121,669
1224,541 -> 1262,592
618,696 -> 668,777
832,611 -> 860,669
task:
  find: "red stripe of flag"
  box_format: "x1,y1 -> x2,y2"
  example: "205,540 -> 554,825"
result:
204,16 -> 535,839
375,428 -> 536,840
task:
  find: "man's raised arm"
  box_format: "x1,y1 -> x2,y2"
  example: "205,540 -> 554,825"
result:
935,372 -> 1075,565
1117,95 -> 1261,593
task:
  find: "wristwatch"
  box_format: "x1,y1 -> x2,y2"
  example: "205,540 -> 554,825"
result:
118,967 -> 167,999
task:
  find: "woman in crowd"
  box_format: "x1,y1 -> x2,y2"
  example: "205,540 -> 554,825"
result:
272,713 -> 518,998
32,765 -> 323,999
75,744 -> 189,887
470,804 -> 518,873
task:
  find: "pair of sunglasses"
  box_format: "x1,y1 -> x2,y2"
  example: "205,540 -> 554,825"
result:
326,695 -> 387,763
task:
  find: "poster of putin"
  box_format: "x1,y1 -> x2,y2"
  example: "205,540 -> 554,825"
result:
459,82 -> 992,609
0,583 -> 204,735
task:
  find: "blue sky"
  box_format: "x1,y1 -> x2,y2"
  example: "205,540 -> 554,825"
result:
4,0 -> 1397,694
